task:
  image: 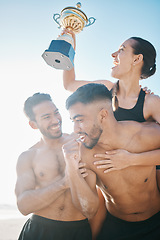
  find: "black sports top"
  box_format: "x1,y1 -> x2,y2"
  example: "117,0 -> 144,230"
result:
113,89 -> 146,122
112,89 -> 160,169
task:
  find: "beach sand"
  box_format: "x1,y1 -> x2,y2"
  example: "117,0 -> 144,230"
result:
0,205 -> 28,240
0,217 -> 27,240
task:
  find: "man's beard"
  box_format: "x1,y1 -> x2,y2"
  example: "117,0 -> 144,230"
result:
39,125 -> 62,139
81,124 -> 103,149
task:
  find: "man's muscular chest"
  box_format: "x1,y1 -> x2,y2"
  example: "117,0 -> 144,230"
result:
33,148 -> 65,185
82,145 -> 154,196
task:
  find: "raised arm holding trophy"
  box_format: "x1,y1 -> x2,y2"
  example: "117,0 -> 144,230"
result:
42,2 -> 96,70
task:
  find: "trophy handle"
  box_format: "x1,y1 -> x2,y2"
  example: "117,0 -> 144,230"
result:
53,14 -> 61,28
85,17 -> 96,27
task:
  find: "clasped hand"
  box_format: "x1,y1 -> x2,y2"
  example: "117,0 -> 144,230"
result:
62,139 -> 88,178
94,149 -> 132,173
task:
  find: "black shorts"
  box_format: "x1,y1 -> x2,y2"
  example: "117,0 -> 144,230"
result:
97,211 -> 160,240
18,215 -> 92,240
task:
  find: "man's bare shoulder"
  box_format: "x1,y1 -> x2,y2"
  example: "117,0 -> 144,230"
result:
19,139 -> 44,161
118,120 -> 160,148
16,142 -> 40,172
123,120 -> 160,134
140,121 -> 160,131
135,122 -> 160,151
17,148 -> 36,166
120,120 -> 159,131
144,92 -> 160,122
145,91 -> 160,103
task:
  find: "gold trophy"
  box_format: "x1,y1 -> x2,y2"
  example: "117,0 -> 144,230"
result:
42,2 -> 96,70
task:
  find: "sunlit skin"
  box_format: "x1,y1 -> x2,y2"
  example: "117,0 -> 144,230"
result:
63,29 -> 160,121
66,101 -> 160,222
61,29 -> 160,238
15,100 -> 98,222
31,101 -> 63,139
111,39 -> 143,83
62,29 -> 160,208
61,99 -> 160,238
72,111 -> 102,149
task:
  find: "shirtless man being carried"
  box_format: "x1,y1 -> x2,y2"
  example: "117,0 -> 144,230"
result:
15,92 -> 98,240
63,83 -> 160,240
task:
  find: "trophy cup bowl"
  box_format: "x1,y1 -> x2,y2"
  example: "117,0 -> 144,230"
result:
42,2 -> 96,70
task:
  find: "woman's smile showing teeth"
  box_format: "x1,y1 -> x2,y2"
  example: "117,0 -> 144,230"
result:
113,60 -> 119,66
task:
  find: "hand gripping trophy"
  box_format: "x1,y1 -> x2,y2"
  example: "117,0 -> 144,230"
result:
42,2 -> 96,70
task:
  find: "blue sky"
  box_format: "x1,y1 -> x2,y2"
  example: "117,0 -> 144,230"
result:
1,0 -> 160,205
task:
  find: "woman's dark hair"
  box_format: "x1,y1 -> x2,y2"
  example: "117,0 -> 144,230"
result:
130,37 -> 156,79
112,37 -> 156,111
24,92 -> 52,121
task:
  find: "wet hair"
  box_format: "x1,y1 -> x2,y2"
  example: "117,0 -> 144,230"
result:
66,83 -> 112,110
24,92 -> 52,121
112,37 -> 156,111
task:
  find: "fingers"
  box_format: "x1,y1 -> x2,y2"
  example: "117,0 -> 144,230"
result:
79,167 -> 87,174
76,138 -> 82,160
96,164 -> 113,169
142,86 -> 154,95
142,86 -> 147,92
79,165 -> 88,178
61,28 -> 69,35
105,150 -> 117,155
94,160 -> 112,165
78,162 -> 86,168
94,150 -> 117,158
94,153 -> 109,158
145,89 -> 151,94
94,159 -> 116,173
81,172 -> 88,178
62,138 -> 82,163
104,167 -> 117,174
61,28 -> 74,36
63,139 -> 80,152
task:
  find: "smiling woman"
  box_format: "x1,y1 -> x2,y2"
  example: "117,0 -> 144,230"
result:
111,37 -> 156,112
63,33 -> 160,123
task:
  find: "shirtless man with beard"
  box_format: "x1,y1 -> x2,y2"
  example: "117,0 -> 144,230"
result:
63,83 -> 160,240
15,92 -> 98,240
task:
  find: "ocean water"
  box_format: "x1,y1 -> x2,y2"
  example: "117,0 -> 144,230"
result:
0,205 -> 28,240
0,204 -> 24,220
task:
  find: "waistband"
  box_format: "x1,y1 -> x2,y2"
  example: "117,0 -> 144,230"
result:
31,215 -> 89,227
107,211 -> 160,225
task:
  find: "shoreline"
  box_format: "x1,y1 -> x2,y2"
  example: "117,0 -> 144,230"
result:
0,217 -> 28,240
0,204 -> 28,240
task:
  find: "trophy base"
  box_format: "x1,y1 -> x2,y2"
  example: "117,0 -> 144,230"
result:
42,40 -> 75,70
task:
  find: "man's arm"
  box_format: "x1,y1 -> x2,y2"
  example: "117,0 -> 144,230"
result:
93,149 -> 160,173
62,139 -> 99,219
89,187 -> 107,240
15,151 -> 68,216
